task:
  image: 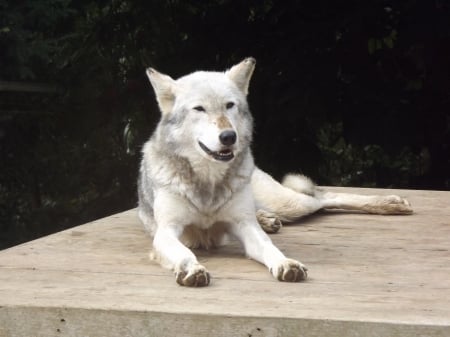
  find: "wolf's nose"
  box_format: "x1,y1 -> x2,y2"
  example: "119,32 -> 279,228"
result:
219,130 -> 237,146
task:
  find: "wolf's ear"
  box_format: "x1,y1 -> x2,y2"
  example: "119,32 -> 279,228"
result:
146,68 -> 177,115
226,57 -> 256,95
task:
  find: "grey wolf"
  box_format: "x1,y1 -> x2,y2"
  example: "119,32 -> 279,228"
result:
138,58 -> 412,287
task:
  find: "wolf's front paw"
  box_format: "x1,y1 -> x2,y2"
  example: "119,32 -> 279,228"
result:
176,264 -> 211,287
271,258 -> 307,282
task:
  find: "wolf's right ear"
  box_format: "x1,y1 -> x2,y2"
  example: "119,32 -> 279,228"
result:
146,68 -> 176,115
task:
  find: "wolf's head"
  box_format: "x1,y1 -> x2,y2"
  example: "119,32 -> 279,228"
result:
146,58 -> 256,164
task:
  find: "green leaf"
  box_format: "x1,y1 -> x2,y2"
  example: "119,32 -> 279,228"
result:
368,38 -> 376,54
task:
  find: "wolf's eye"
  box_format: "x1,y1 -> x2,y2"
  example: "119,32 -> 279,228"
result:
226,102 -> 235,109
193,106 -> 205,112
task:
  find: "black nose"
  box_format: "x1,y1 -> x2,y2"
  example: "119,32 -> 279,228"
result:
219,130 -> 237,146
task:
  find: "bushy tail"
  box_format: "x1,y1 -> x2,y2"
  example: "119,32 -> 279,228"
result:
281,173 -> 316,196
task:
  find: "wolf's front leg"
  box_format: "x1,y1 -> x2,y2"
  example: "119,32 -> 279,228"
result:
152,226 -> 210,287
229,221 -> 307,282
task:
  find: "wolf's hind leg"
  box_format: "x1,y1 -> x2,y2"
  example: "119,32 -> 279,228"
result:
280,172 -> 414,215
317,191 -> 413,214
281,172 -> 412,214
256,209 -> 282,233
252,168 -> 323,224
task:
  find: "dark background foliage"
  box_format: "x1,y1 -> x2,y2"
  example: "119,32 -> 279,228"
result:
1,0 -> 449,249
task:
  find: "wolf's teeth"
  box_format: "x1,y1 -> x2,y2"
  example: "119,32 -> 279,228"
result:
199,141 -> 234,161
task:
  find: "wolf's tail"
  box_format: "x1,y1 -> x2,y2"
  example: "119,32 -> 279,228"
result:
281,173 -> 316,196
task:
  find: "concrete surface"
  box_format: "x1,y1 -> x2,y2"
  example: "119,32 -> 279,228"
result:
0,187 -> 449,336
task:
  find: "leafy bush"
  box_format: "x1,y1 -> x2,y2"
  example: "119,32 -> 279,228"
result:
1,0 -> 449,248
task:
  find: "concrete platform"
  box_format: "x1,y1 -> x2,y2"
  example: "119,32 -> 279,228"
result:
0,187 -> 449,337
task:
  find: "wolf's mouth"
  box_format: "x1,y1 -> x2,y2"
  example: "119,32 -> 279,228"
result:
198,141 -> 234,162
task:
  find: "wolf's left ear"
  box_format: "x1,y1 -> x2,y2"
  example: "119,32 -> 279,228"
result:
146,68 -> 177,115
226,57 -> 256,95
